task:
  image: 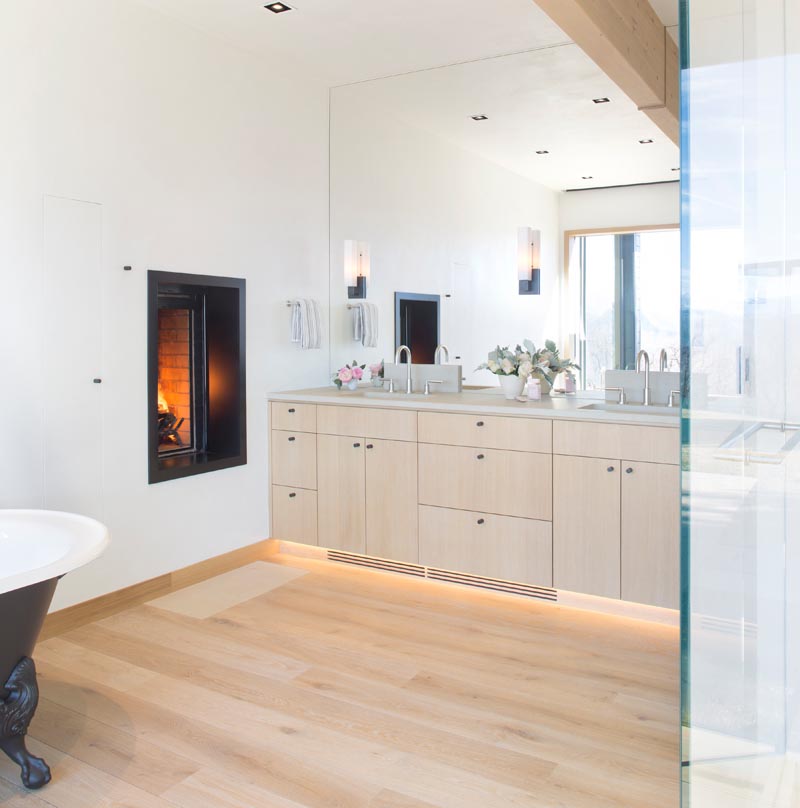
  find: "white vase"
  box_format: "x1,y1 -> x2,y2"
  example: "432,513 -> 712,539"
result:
498,374 -> 525,400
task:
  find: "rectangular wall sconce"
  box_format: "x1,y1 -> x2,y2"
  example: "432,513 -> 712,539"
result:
517,227 -> 541,295
344,240 -> 370,299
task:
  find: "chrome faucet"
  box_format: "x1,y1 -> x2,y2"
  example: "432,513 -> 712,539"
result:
394,345 -> 413,394
636,350 -> 651,406
434,344 -> 450,365
658,349 -> 669,372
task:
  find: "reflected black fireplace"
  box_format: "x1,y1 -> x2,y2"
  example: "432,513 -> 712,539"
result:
147,271 -> 246,484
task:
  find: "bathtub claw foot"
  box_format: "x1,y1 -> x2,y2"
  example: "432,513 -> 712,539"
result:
0,657 -> 50,789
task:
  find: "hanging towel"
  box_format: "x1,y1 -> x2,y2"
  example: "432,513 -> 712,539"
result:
290,299 -> 322,350
352,302 -> 379,348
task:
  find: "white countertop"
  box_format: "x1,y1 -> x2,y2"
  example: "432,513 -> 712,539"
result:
268,386 -> 680,428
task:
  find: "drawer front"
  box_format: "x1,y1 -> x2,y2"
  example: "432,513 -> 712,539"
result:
419,444 -> 552,521
317,405 -> 417,442
271,486 -> 318,545
418,412 -> 551,453
553,420 -> 679,465
271,402 -> 317,433
270,430 -> 317,489
419,505 -> 552,587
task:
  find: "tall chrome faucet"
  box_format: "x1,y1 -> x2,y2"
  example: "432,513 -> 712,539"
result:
636,349 -> 651,406
434,344 -> 450,365
394,345 -> 413,394
658,348 -> 669,372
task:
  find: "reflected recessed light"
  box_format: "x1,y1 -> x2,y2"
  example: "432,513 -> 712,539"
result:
593,97 -> 610,104
639,138 -> 654,144
471,114 -> 489,121
582,176 -> 593,180
535,150 -> 549,155
265,2 -> 292,12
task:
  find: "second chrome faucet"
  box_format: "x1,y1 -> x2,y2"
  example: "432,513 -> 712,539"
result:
394,345 -> 413,394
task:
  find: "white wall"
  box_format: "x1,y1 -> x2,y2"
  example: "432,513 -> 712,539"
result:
330,92 -> 561,387
0,0 -> 330,609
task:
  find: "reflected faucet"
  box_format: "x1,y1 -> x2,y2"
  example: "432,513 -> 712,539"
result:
636,350 -> 651,406
434,344 -> 450,365
658,349 -> 669,372
394,345 -> 413,394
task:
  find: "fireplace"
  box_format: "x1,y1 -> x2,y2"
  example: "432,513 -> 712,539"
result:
148,271 -> 246,484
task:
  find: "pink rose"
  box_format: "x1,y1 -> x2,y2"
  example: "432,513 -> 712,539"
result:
352,366 -> 364,380
338,367 -> 353,383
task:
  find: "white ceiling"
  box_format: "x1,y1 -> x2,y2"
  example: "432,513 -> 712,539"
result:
136,0 -> 570,86
334,45 -> 680,191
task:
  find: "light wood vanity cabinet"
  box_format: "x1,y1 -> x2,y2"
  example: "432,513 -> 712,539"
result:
269,399 -> 680,610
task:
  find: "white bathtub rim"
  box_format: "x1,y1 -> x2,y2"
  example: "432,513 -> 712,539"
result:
0,509 -> 110,597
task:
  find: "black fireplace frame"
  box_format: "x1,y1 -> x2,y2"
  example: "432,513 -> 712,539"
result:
147,270 -> 247,484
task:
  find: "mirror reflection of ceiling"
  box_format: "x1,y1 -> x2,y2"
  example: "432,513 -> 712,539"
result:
333,45 -> 680,191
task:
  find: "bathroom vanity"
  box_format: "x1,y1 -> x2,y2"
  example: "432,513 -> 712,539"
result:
267,389 -> 680,610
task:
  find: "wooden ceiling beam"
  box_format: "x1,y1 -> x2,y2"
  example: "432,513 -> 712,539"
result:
532,0 -> 679,145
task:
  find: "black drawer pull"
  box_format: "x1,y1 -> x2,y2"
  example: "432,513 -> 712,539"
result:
477,518 -> 485,525
289,492 -> 297,498
626,467 -> 634,474
476,454 -> 485,460
476,421 -> 485,427
288,436 -> 296,442
288,408 -> 296,413
366,444 -> 374,449
607,466 -> 615,472
353,442 -> 361,448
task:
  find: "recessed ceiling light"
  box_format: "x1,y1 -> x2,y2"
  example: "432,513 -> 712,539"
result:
639,138 -> 654,144
265,2 -> 292,12
582,176 -> 593,180
592,97 -> 610,104
535,150 -> 549,155
471,115 -> 489,121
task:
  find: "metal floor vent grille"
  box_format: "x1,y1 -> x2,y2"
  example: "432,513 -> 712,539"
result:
327,551 -> 558,602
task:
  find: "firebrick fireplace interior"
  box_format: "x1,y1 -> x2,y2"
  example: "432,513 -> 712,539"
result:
147,271 -> 246,484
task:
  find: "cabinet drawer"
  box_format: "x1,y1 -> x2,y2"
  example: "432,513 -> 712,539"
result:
271,486 -> 318,545
553,420 -> 679,465
419,444 -> 551,520
271,402 -> 317,433
317,405 -> 417,441
419,505 -> 552,587
270,430 -> 317,489
419,412 -> 551,453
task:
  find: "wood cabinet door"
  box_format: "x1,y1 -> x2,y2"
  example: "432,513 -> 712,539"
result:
621,462 -> 680,609
553,455 -> 621,599
317,434 -> 366,553
271,430 -> 317,489
365,439 -> 419,563
271,486 -> 318,545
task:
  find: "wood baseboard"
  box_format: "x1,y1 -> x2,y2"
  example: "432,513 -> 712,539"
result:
41,539 -> 279,640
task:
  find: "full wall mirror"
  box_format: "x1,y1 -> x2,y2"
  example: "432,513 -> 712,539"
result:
329,45 -> 680,389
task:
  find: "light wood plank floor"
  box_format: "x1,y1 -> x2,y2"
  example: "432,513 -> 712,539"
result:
0,553 -> 680,807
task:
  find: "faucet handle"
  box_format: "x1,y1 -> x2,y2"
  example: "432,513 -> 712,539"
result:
604,386 -> 627,405
424,380 -> 444,395
385,378 -> 396,393
668,390 -> 680,408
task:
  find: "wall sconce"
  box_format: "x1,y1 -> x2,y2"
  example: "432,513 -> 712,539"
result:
517,227 -> 541,295
344,240 -> 370,299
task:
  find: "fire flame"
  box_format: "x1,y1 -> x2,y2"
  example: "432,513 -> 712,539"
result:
157,384 -> 170,413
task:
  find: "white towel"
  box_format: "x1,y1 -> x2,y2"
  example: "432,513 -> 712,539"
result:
290,299 -> 322,350
352,302 -> 379,348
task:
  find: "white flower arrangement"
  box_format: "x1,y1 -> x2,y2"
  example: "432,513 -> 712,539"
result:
478,339 -> 579,384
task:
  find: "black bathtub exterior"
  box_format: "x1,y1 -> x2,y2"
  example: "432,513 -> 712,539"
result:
0,577 -> 58,789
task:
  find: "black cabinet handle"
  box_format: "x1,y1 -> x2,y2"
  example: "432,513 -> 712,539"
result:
93,378 -> 102,384
288,436 -> 296,442
477,518 -> 485,525
353,442 -> 361,448
366,444 -> 374,449
476,421 -> 485,427
476,454 -> 485,460
288,492 -> 297,498
288,408 -> 296,413
607,466 -> 615,472
626,467 -> 634,474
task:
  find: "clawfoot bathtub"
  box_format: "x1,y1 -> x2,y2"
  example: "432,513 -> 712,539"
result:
0,510 -> 109,789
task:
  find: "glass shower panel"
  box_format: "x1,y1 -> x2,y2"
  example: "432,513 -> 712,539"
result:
682,0 -> 800,805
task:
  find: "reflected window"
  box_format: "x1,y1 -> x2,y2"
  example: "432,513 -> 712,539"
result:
573,228 -> 680,389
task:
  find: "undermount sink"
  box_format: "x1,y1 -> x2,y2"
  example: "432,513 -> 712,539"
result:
579,402 -> 679,416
